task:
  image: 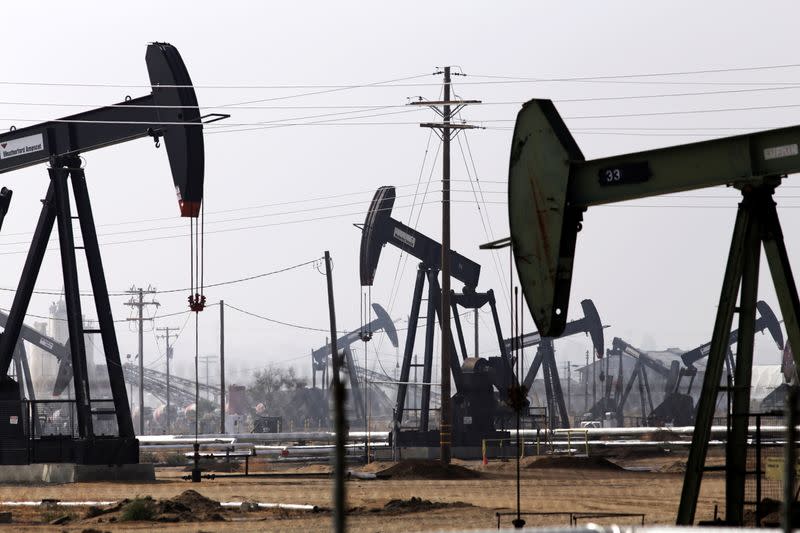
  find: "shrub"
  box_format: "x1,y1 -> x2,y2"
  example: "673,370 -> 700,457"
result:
120,496 -> 156,521
139,451 -> 157,464
162,452 -> 187,466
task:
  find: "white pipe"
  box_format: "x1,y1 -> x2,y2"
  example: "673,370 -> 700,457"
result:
0,501 -> 116,506
139,431 -> 389,445
138,436 -> 236,444
348,471 -> 377,480
140,442 -> 253,451
0,500 -> 319,512
220,501 -> 318,511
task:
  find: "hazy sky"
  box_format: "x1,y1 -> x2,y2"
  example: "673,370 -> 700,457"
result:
0,1 -> 796,389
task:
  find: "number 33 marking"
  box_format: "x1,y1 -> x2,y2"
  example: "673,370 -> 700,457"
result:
604,169 -> 621,182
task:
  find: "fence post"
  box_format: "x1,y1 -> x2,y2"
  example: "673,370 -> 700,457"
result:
482,439 -> 488,465
584,430 -> 589,456
755,413 -> 762,526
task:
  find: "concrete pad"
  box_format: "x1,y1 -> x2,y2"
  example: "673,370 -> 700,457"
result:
0,463 -> 155,483
375,446 -> 486,461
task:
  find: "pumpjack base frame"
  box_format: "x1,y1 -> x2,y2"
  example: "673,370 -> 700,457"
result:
0,436 -> 139,466
0,159 -> 138,467
381,443 -> 511,461
0,462 -> 154,483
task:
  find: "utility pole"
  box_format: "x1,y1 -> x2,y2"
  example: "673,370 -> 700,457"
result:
125,285 -> 159,435
584,350 -> 589,413
324,251 -> 345,533
156,326 -> 179,434
219,300 -> 225,434
409,66 -> 480,464
359,292 -> 372,463
592,350 -> 597,409
565,361 -> 571,418
474,308 -> 479,357
199,355 -> 218,402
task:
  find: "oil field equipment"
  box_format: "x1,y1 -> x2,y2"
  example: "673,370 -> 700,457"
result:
0,308 -> 70,400
676,300 -> 783,395
0,43 -> 211,466
310,302 -> 398,423
506,99 -> 800,525
359,185 -> 517,447
598,301 -> 782,427
602,337 -> 684,426
504,299 -> 605,428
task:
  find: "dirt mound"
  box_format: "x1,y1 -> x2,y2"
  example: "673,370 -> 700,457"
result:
377,460 -> 480,480
659,460 -> 686,473
744,498 -> 782,527
525,455 -> 623,471
161,490 -> 222,516
383,497 -> 472,513
84,490 -> 224,524
358,461 -> 395,473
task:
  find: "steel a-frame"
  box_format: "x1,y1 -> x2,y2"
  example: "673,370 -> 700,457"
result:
0,43 -> 207,465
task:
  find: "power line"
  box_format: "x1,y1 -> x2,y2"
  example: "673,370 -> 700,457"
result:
0,191 -> 456,246
560,102 -> 800,121
10,99 -> 786,133
0,258 -> 322,296
0,199 -> 506,255
12,103 -> 800,134
0,73 -> 434,91
9,81 -> 800,110
4,62 -> 800,90
0,107 -> 425,128
223,301 -> 347,334
0,181 -> 467,237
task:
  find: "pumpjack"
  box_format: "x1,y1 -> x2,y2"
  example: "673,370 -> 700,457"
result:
503,299 -> 605,428
0,43 -> 209,465
594,301 -> 783,427
310,303 -> 398,423
506,98 -> 800,524
0,307 -> 69,402
601,338 -> 685,426
359,186 -> 517,446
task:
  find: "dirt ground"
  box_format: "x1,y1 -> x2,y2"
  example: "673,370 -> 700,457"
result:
0,451 -> 727,532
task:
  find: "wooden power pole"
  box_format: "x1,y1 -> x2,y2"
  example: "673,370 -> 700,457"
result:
409,66 -> 480,463
125,285 -> 159,435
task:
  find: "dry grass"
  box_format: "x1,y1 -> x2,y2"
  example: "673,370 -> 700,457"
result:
0,453 -> 728,531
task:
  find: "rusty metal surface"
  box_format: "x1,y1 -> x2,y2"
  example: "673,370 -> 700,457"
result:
508,100 -> 584,337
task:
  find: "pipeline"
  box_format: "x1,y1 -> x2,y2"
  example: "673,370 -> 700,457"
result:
0,500 -> 117,506
0,499 -> 320,512
140,431 -> 389,445
221,501 -> 320,511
